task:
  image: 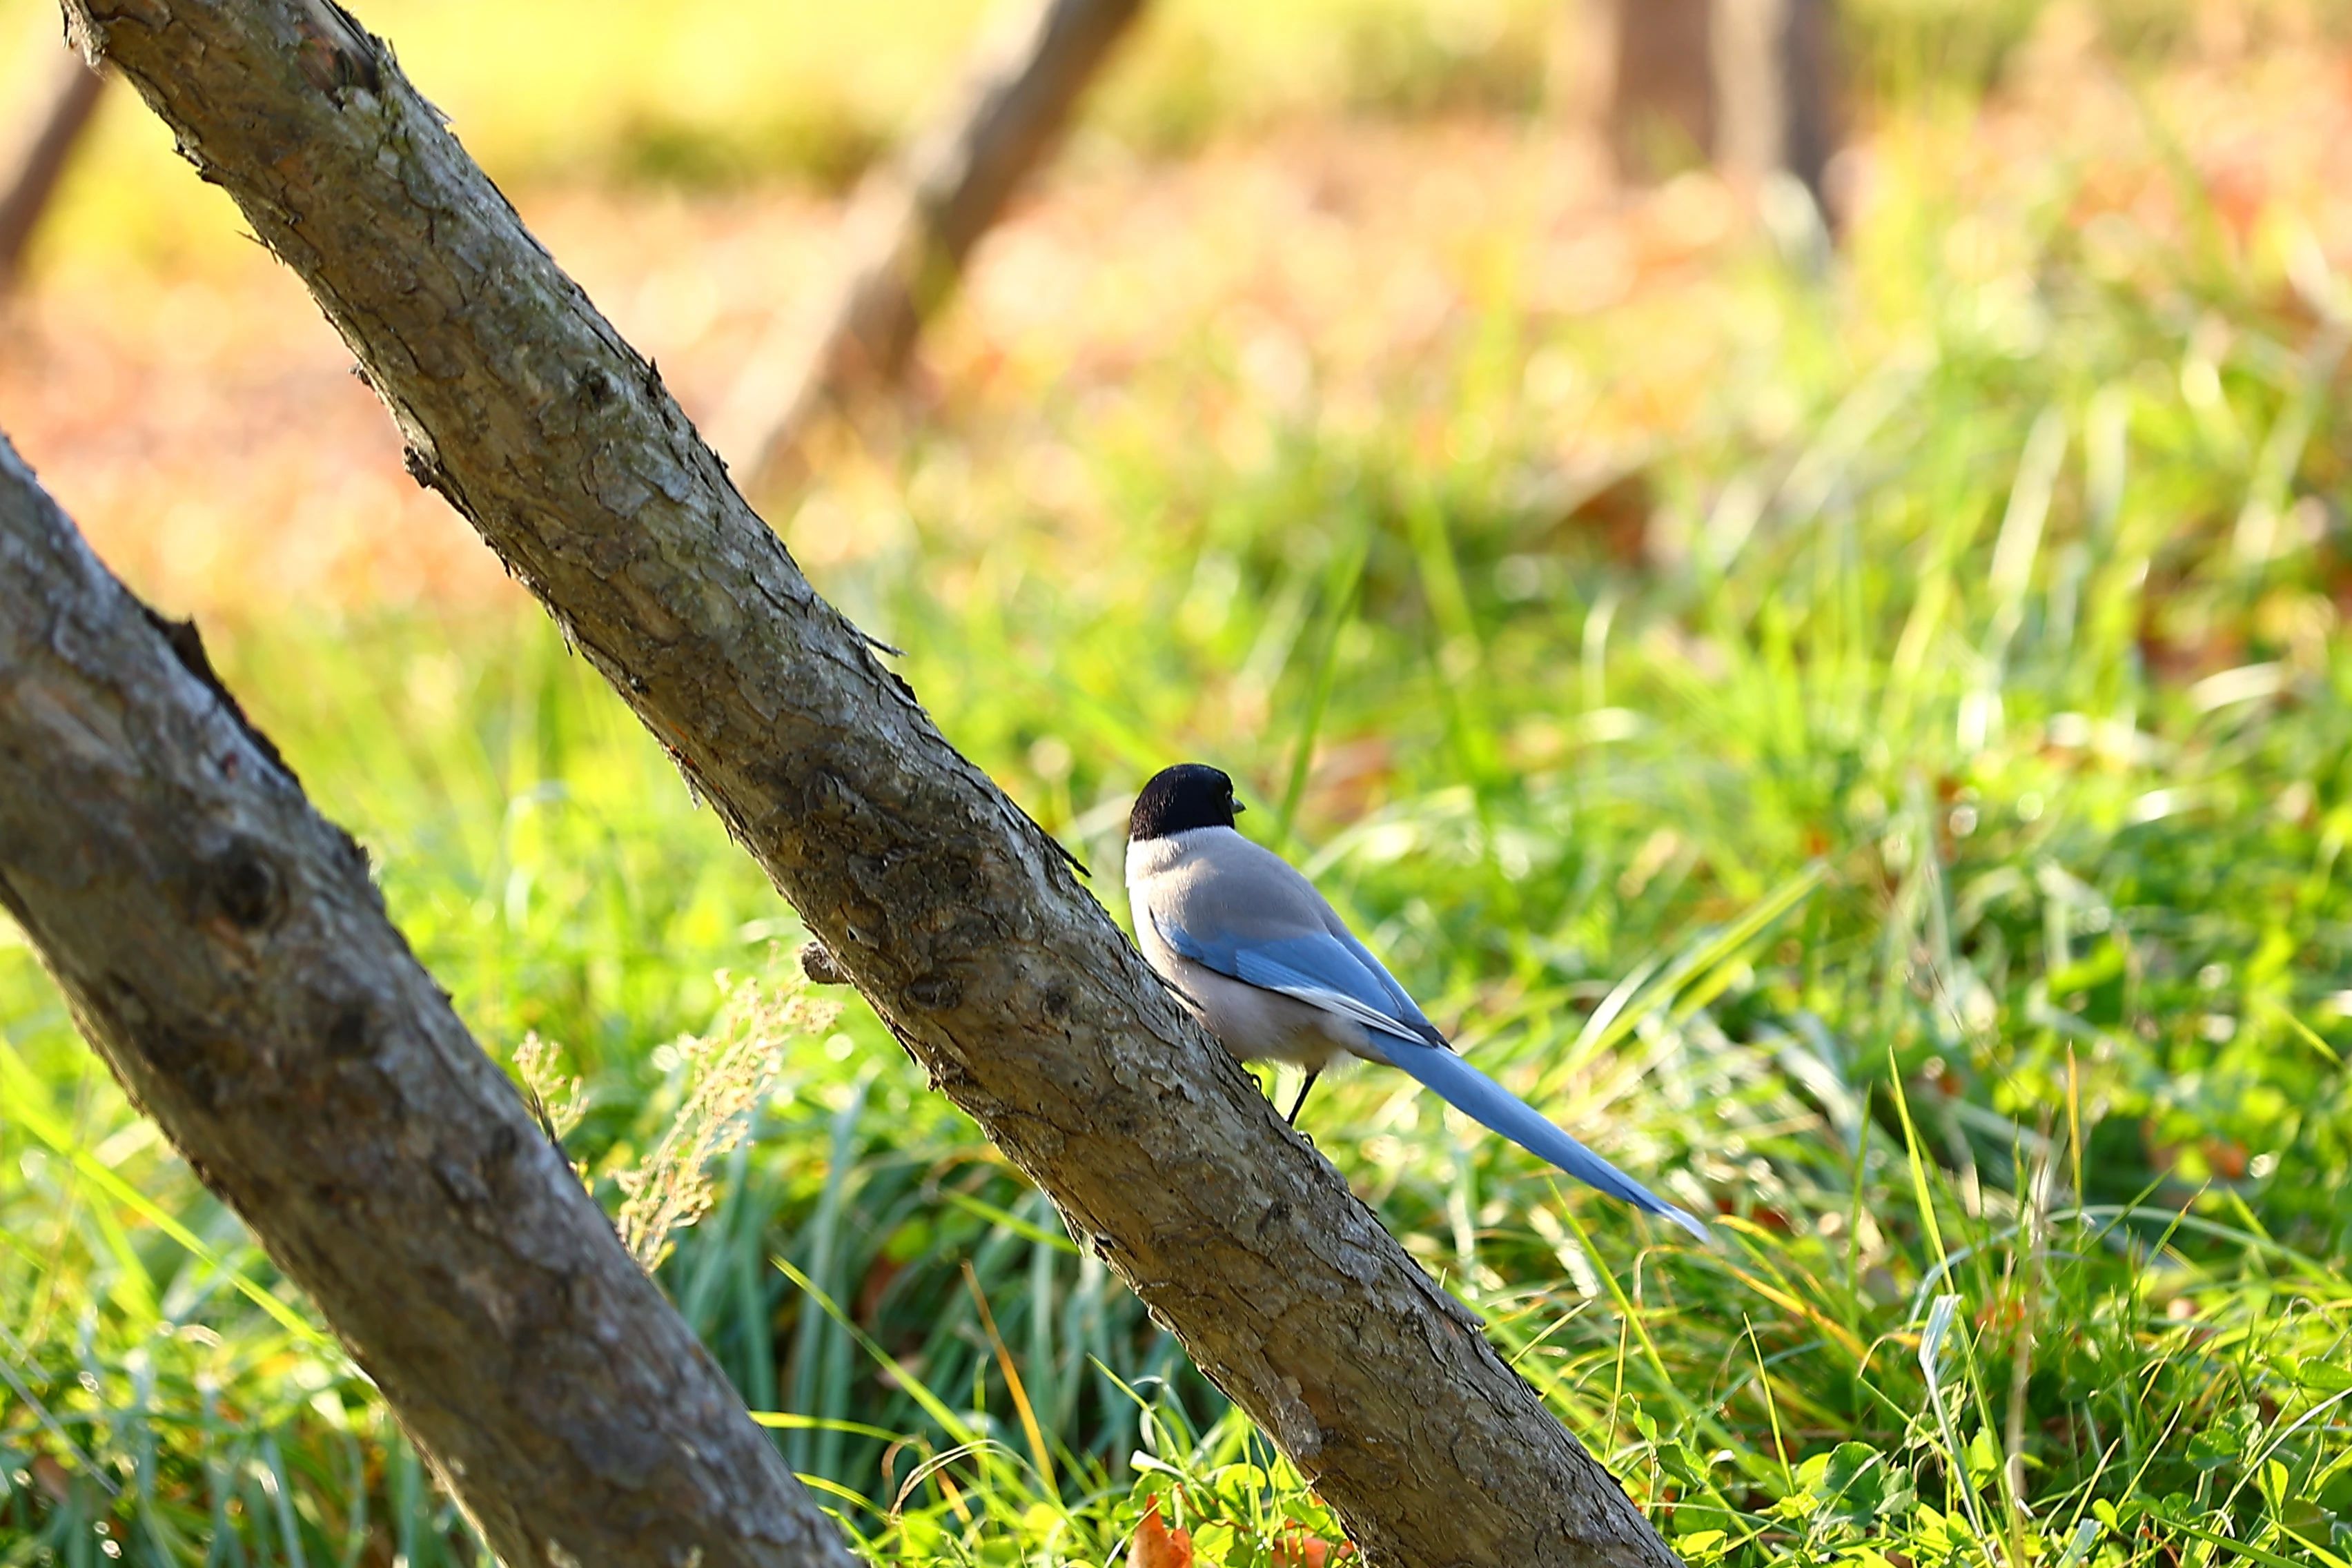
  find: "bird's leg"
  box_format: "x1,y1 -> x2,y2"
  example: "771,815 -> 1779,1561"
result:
1285,1070 -> 1322,1126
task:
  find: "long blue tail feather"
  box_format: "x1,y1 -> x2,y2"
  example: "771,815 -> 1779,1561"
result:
1369,1040 -> 1715,1244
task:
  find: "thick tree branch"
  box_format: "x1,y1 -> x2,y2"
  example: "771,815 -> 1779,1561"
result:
63,1 -> 1686,1561
0,433 -> 857,1567
711,0 -> 1145,491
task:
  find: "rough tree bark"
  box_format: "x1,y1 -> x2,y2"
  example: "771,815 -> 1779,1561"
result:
63,1 -> 1689,1562
711,0 -> 1145,493
0,48 -> 105,293
0,433 -> 858,1568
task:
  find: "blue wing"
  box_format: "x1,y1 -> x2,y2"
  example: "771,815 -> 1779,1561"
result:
1154,919 -> 1447,1049
1155,914 -> 1714,1243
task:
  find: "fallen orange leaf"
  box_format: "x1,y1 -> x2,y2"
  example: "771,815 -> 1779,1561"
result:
1128,1496 -> 1195,1568
1272,1524 -> 1356,1567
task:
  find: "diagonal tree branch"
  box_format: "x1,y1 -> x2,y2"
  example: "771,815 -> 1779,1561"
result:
0,431 -> 858,1568
61,1 -> 1687,1561
711,0 -> 1146,491
0,47 -> 106,293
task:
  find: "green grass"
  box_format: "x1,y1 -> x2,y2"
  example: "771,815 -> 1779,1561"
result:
8,10 -> 2352,1568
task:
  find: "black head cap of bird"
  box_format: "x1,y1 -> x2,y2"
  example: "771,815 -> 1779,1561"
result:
1128,763 -> 1244,842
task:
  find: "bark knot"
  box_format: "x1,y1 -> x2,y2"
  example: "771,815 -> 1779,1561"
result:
574,365 -> 617,409
324,1001 -> 372,1059
799,768 -> 872,826
207,839 -> 286,934
292,0 -> 384,101
906,971 -> 961,1010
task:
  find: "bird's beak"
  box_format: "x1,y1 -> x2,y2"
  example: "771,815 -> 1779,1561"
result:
1233,798 -> 1247,814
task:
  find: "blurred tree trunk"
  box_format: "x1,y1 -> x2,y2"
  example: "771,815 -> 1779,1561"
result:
713,0 -> 1146,494
1712,0 -> 1836,215
0,433 -> 859,1568
1599,0 -> 1715,177
61,1 -> 1687,1562
0,50 -> 104,293
1597,0 -> 1839,224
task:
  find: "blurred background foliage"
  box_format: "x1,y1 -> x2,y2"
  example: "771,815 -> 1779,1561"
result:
3,0 -> 2351,1565
3,0 -> 2345,262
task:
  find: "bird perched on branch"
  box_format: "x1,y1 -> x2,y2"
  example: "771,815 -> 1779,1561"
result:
1125,762 -> 1712,1242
